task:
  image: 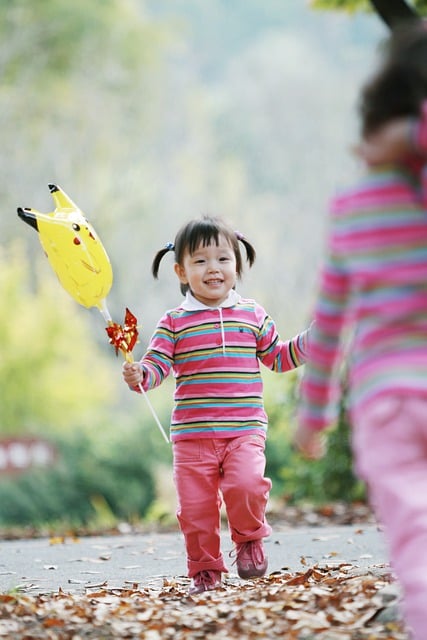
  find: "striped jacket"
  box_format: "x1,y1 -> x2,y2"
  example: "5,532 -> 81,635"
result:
299,107 -> 427,431
137,290 -> 309,441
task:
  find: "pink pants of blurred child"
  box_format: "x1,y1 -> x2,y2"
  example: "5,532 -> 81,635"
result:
352,395 -> 427,640
172,434 -> 272,577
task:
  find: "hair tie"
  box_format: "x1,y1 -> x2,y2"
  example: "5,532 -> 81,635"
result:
235,230 -> 244,241
165,242 -> 175,251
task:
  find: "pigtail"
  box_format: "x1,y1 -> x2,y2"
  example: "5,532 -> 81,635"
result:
152,242 -> 175,279
235,231 -> 256,268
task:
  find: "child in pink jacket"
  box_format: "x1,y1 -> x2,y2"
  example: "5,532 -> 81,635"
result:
295,23 -> 427,640
124,215 -> 310,595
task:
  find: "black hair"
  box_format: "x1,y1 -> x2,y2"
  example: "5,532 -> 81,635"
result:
359,22 -> 427,137
151,215 -> 256,295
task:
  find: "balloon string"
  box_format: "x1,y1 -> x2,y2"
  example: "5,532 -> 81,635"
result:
123,352 -> 170,444
137,382 -> 170,444
101,303 -> 169,444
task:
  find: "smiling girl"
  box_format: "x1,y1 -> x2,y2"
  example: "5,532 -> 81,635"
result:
123,215 -> 310,595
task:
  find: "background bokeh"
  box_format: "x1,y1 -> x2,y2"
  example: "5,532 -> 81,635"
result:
0,1 -> 391,528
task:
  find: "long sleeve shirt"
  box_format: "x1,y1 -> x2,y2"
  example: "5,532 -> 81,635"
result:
137,290 -> 309,441
298,110 -> 427,432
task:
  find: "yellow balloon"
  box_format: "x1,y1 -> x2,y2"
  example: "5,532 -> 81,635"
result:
18,184 -> 113,311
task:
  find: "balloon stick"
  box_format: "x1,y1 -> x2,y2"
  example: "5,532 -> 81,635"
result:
104,307 -> 169,444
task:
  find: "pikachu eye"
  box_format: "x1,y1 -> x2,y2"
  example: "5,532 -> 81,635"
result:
72,223 -> 81,232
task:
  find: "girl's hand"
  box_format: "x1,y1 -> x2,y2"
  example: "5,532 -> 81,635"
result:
122,361 -> 143,387
293,424 -> 326,460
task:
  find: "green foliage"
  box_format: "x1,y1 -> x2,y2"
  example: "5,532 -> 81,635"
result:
323,412 -> 366,501
0,0 -> 164,85
311,0 -> 372,12
0,239 -> 165,529
265,372 -> 365,504
0,241 -> 116,434
0,431 -> 156,528
278,414 -> 365,505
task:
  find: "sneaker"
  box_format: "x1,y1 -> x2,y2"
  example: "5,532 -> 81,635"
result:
234,540 -> 268,579
188,570 -> 222,595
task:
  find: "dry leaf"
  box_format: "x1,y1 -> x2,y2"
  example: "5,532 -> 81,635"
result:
0,563 -> 410,639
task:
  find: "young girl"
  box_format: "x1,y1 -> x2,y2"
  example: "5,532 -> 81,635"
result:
123,215 -> 310,595
295,23 -> 427,640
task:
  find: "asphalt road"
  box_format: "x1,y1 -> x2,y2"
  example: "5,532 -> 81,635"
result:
0,522 -> 389,595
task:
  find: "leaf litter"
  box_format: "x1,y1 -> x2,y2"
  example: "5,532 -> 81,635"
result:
0,562 -> 410,639
0,504 -> 410,638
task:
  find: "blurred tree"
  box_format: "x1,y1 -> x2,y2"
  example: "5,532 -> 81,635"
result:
311,0 -> 427,17
0,242 -> 116,434
2,1 -> 383,339
0,0 -> 158,83
0,0 -> 171,246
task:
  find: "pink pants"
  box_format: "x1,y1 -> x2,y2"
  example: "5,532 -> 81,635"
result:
352,395 -> 427,640
172,435 -> 272,577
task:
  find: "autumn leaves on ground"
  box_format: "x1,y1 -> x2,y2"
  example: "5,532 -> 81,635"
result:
0,564 -> 408,639
0,505 -> 411,640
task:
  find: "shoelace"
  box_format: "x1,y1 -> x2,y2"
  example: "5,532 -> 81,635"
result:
193,570 -> 218,588
230,542 -> 264,567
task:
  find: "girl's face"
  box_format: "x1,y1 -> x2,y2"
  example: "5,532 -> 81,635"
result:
174,235 -> 237,307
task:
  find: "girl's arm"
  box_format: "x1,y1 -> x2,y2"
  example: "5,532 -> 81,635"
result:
122,313 -> 175,392
257,316 -> 311,372
296,210 -> 350,433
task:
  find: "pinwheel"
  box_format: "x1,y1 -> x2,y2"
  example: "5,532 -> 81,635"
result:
18,184 -> 169,443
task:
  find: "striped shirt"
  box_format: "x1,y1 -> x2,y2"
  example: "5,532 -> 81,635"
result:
298,121 -> 427,431
138,290 -> 309,441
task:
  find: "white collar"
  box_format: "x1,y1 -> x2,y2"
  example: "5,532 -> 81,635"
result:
181,289 -> 241,311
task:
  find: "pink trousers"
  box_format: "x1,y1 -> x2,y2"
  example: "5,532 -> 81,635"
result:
172,435 -> 272,577
352,395 -> 427,640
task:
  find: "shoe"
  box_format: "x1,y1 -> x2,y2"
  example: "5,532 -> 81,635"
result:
188,570 -> 222,595
234,540 -> 268,579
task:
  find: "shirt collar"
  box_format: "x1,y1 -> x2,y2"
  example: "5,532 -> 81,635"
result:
181,289 -> 241,311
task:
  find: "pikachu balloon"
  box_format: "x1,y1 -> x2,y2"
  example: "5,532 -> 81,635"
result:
18,184 -> 169,443
18,184 -> 113,315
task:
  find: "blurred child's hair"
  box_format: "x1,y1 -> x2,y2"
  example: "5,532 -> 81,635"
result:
359,21 -> 427,137
152,215 -> 256,295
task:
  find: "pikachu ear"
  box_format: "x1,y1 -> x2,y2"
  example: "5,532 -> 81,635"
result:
369,0 -> 421,29
48,183 -> 79,212
17,207 -> 39,232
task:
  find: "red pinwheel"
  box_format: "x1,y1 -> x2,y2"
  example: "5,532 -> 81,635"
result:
106,308 -> 139,360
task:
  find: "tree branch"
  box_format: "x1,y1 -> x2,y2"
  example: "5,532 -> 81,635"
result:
369,0 -> 421,28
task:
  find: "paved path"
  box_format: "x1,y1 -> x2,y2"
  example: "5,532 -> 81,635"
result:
0,522 -> 389,595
